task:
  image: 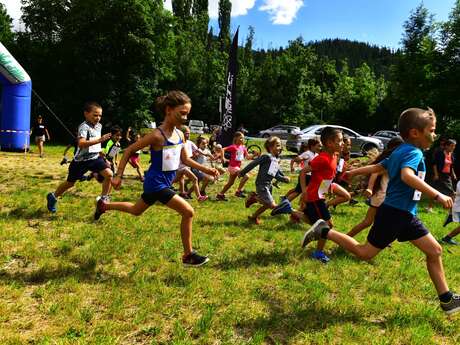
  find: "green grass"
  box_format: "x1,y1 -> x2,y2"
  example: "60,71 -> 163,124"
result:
0,145 -> 459,344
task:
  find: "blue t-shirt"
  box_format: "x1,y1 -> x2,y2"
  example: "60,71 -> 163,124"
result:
380,143 -> 425,215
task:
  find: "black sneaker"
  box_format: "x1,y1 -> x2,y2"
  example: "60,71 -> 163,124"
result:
94,196 -> 107,220
301,219 -> 329,248
349,199 -> 359,205
440,293 -> 460,315
182,251 -> 209,267
235,190 -> 246,198
46,192 -> 57,213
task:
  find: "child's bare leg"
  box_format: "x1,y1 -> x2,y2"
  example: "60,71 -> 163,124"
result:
237,174 -> 249,192
286,190 -> 300,202
106,198 -> 150,216
54,181 -> 75,197
220,173 -> 237,194
99,168 -> 113,196
184,170 -> 200,197
411,234 -> 449,294
326,230 -> 382,260
166,195 -> 195,255
201,176 -> 211,193
347,207 -> 377,237
327,184 -> 351,207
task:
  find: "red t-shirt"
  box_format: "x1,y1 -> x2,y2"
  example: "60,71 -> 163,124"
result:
225,144 -> 248,168
306,152 -> 338,201
442,152 -> 452,174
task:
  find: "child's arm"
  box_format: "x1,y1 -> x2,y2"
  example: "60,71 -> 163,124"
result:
45,128 -> 51,141
62,144 -> 72,157
239,155 -> 265,176
345,164 -> 385,179
299,166 -> 311,194
401,167 -> 453,208
275,170 -> 290,183
364,172 -> 380,197
433,164 -> 439,181
78,133 -> 111,149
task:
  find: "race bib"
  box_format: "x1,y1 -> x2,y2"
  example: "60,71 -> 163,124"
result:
268,157 -> 279,177
88,142 -> 102,153
337,158 -> 345,173
318,179 -> 332,199
413,171 -> 426,201
236,149 -> 244,162
162,144 -> 182,171
107,145 -> 121,158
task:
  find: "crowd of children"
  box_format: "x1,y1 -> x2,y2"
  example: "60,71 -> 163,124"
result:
43,93 -> 460,315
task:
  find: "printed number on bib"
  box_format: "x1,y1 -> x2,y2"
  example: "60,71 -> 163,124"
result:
162,144 -> 182,171
412,171 -> 426,201
318,179 -> 332,199
108,145 -> 121,158
337,158 -> 345,173
88,142 -> 102,153
268,158 -> 279,177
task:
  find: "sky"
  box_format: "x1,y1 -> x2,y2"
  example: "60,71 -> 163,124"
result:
1,0 -> 457,50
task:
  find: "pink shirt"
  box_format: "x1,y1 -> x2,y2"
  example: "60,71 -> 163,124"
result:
442,152 -> 452,174
225,144 -> 248,168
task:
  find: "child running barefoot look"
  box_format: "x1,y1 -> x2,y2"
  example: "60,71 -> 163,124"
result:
217,132 -> 252,200
239,136 -> 291,224
301,107 -> 460,315
46,102 -> 112,213
94,91 -> 219,267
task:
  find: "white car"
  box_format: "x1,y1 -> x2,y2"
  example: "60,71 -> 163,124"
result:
189,120 -> 204,134
258,125 -> 301,140
286,124 -> 384,155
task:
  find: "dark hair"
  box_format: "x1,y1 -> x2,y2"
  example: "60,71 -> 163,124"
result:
155,91 -> 191,117
398,107 -> 436,139
233,131 -> 244,144
307,138 -> 320,150
371,136 -> 404,193
196,136 -> 208,147
83,101 -> 102,113
320,127 -> 342,146
110,125 -> 122,135
264,136 -> 281,151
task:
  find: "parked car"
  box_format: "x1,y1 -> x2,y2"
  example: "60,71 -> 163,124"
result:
189,120 -> 205,134
286,124 -> 384,155
258,125 -> 301,140
371,130 -> 400,147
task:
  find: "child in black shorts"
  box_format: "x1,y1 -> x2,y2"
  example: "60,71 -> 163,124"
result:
301,107 -> 460,315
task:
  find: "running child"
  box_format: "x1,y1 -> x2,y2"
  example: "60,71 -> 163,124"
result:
174,126 -> 207,201
46,102 -> 112,213
191,136 -> 216,196
128,132 -> 145,182
211,144 -> 227,176
301,107 -> 460,314
347,136 -> 403,237
240,136 -> 291,224
94,91 -> 219,267
216,131 -> 253,200
282,139 -> 321,204
440,178 -> 460,245
297,127 -> 351,263
103,125 -> 123,172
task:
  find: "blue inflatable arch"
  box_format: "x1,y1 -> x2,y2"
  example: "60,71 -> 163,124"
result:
0,42 -> 32,151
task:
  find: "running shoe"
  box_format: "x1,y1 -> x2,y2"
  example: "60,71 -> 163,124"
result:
271,199 -> 293,216
301,219 -> 329,248
440,293 -> 460,315
182,251 -> 209,267
310,250 -> 330,263
94,196 -> 107,220
46,193 -> 57,213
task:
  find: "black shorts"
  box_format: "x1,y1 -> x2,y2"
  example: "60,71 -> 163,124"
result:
191,168 -> 205,181
303,199 -> 331,222
67,157 -> 109,182
141,188 -> 176,205
294,174 -> 311,194
367,204 -> 429,249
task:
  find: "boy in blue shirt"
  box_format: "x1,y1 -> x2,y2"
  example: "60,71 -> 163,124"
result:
301,107 -> 460,315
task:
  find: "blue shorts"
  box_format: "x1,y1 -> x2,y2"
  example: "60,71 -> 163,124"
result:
67,157 -> 109,182
141,188 -> 176,205
367,204 -> 429,249
303,199 -> 331,223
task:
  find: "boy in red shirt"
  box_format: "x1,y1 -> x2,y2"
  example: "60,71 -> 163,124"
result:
299,127 -> 349,263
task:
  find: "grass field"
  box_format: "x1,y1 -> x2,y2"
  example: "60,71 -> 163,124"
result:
0,145 -> 459,344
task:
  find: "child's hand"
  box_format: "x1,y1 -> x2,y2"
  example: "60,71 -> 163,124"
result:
112,176 -> 123,189
208,168 -> 220,179
101,133 -> 112,142
284,176 -> 290,183
436,194 -> 453,209
363,188 -> 373,198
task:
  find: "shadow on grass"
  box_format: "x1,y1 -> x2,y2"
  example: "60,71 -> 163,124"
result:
0,260 -> 127,285
237,294 -> 365,342
0,206 -> 48,220
214,248 -> 294,270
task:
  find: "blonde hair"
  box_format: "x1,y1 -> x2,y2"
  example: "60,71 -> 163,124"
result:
399,107 -> 436,139
264,136 -> 281,152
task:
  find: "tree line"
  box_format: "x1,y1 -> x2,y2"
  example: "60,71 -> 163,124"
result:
0,1 -> 460,140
